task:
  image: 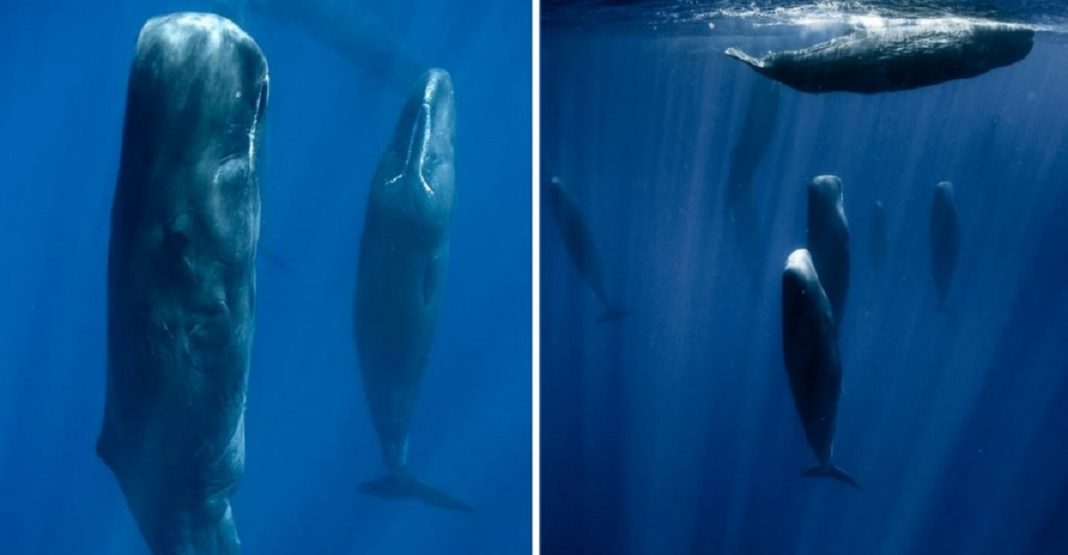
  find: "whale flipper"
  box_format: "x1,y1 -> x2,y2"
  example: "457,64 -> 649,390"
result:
360,471 -> 473,512
802,464 -> 862,489
725,47 -> 767,69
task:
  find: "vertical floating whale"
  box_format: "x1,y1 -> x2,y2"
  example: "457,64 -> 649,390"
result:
726,21 -> 1034,94
930,181 -> 961,311
97,13 -> 268,555
781,249 -> 860,489
726,77 -> 780,204
806,175 -> 851,328
725,78 -> 780,282
354,69 -> 469,511
546,176 -> 627,321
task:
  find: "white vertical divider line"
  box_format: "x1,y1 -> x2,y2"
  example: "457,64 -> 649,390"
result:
531,0 -> 541,553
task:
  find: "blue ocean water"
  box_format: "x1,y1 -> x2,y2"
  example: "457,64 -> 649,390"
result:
542,2 -> 1068,554
0,1 -> 530,553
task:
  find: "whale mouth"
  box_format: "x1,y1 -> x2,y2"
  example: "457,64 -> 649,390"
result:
390,69 -> 454,198
400,102 -> 434,195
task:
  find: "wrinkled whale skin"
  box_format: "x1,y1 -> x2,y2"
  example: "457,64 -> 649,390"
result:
97,12 -> 268,555
727,22 -> 1034,93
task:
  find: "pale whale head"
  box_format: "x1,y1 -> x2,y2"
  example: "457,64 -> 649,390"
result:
368,68 -> 456,234
782,248 -> 835,350
784,248 -> 819,287
808,175 -> 846,224
935,180 -> 955,202
782,248 -> 831,323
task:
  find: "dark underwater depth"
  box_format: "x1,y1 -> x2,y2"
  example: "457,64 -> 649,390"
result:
0,1 -> 530,553
541,2 -> 1068,554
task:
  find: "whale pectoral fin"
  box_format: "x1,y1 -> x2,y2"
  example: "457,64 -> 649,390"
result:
725,47 -> 767,69
359,471 -> 473,512
802,464 -> 862,490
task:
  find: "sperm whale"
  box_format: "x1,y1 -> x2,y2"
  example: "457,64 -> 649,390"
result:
726,20 -> 1033,93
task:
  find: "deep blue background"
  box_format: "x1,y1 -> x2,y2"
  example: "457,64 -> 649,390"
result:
542,10 -> 1068,555
0,1 -> 530,553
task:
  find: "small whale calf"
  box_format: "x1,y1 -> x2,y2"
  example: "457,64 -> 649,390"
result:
354,69 -> 470,511
726,20 -> 1034,93
781,249 -> 860,489
546,176 -> 628,321
930,181 -> 961,311
97,13 -> 268,554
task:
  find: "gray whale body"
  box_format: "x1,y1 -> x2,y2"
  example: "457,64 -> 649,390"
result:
546,176 -> 627,321
781,249 -> 859,488
97,13 -> 268,555
354,69 -> 469,511
806,175 -> 850,328
726,21 -> 1034,93
930,181 -> 961,311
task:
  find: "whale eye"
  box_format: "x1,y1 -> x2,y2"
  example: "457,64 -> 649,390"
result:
163,226 -> 190,252
161,218 -> 194,280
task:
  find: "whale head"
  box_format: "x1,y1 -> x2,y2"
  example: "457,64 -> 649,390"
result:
782,248 -> 834,329
783,249 -> 819,292
972,23 -> 1034,68
782,248 -> 837,357
547,176 -> 565,201
808,175 -> 846,223
368,68 -> 456,235
935,180 -> 954,201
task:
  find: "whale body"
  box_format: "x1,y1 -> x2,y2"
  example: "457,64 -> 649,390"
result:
546,176 -> 627,321
726,21 -> 1034,94
806,175 -> 850,328
930,181 -> 961,310
781,249 -> 859,488
97,13 -> 268,555
726,78 -> 780,203
354,69 -> 469,511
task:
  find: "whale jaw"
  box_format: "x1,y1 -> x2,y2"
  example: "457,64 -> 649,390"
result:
371,68 -> 456,230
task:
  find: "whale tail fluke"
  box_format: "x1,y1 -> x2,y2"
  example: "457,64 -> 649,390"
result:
359,471 -> 473,512
598,305 -> 630,323
802,464 -> 863,489
725,47 -> 767,69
